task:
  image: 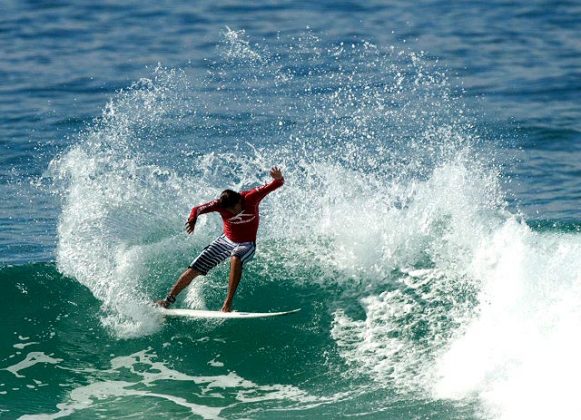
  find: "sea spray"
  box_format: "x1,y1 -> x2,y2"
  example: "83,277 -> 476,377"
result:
48,68 -> 197,337
46,30 -> 581,420
49,31 -> 485,340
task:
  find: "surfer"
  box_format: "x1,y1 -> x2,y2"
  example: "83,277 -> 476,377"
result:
156,167 -> 284,312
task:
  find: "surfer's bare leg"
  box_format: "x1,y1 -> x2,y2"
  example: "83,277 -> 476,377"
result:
156,267 -> 201,308
221,256 -> 242,312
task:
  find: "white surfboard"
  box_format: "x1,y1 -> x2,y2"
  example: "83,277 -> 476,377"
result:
160,308 -> 301,319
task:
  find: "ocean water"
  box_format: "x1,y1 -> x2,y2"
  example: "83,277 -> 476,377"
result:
1,1 -> 580,419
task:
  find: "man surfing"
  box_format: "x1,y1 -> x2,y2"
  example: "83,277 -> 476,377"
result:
156,167 -> 284,312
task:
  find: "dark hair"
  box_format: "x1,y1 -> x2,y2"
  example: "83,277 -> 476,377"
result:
219,189 -> 242,209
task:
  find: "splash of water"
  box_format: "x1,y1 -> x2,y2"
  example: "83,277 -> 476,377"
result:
47,29 -> 581,418
49,31 -> 480,336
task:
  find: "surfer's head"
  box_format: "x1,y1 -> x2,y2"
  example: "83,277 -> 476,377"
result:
219,189 -> 242,210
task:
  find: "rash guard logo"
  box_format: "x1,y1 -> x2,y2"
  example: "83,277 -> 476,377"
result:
228,211 -> 256,224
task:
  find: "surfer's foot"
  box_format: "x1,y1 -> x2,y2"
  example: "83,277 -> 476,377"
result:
155,300 -> 170,309
221,302 -> 232,312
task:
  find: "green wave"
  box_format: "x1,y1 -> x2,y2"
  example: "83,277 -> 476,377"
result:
0,261 -> 482,418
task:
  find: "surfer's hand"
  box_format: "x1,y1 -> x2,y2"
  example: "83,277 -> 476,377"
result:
185,219 -> 196,234
270,166 -> 283,180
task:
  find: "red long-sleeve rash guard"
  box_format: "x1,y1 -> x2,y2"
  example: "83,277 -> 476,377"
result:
188,178 -> 284,243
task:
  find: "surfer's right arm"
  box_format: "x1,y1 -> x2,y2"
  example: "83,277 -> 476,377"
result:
186,199 -> 220,234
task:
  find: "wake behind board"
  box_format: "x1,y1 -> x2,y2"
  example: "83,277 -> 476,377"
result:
160,308 -> 301,319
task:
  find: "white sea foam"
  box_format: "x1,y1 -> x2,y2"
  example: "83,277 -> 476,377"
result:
20,349 -> 329,419
3,352 -> 63,379
324,158 -> 581,419
329,155 -> 501,389
434,223 -> 581,419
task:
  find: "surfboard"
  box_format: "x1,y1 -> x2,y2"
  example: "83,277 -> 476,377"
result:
159,308 -> 301,319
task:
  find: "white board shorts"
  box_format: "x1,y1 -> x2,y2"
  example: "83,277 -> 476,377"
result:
189,234 -> 256,275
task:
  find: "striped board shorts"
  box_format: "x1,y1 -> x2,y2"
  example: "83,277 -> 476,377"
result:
189,234 -> 256,275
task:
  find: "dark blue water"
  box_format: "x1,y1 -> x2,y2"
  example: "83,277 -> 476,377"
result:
1,1 -> 580,419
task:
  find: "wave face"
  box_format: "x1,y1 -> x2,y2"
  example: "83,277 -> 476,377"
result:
2,29 -> 580,419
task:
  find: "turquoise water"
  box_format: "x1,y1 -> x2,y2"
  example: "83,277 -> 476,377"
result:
2,1 -> 581,419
